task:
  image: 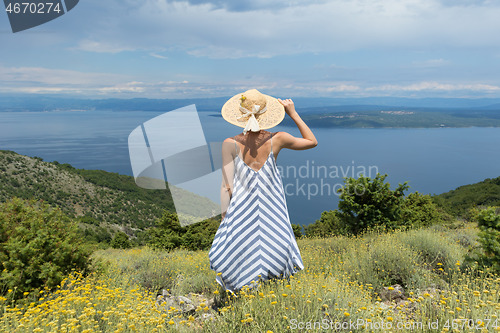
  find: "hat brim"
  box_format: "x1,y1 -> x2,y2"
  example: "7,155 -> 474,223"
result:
221,91 -> 285,130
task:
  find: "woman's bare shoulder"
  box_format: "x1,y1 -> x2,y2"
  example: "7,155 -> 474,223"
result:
272,131 -> 292,139
222,137 -> 236,151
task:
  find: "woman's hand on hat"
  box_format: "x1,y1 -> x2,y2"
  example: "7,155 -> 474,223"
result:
278,98 -> 297,117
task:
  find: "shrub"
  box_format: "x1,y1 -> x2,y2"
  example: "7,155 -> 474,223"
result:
146,211 -> 183,250
111,231 -> 132,249
338,229 -> 441,291
146,211 -> 220,251
305,210 -> 348,237
398,228 -> 463,281
291,224 -> 303,239
400,191 -> 445,229
337,173 -> 409,235
0,197 -> 91,299
465,207 -> 500,273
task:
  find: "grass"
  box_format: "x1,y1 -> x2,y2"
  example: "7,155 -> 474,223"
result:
1,223 -> 499,332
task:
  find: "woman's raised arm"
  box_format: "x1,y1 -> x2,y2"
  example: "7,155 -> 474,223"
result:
276,98 -> 318,150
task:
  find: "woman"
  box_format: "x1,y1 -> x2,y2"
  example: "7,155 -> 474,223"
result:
209,89 -> 318,293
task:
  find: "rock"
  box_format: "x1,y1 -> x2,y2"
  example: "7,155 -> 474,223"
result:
155,292 -> 214,315
201,313 -> 214,321
379,302 -> 392,310
186,292 -> 215,309
177,295 -> 193,304
415,286 -> 443,299
379,284 -> 406,302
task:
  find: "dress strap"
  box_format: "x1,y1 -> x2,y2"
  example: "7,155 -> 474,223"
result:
233,137 -> 238,156
270,132 -> 273,153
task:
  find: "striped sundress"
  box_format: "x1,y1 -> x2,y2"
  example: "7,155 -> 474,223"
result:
209,132 -> 304,292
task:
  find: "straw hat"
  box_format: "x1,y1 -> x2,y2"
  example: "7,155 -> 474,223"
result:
221,89 -> 285,135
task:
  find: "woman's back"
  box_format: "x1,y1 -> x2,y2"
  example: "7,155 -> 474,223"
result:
232,130 -> 276,173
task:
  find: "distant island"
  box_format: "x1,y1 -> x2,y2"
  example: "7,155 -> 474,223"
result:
1,94 -> 500,128
280,107 -> 500,128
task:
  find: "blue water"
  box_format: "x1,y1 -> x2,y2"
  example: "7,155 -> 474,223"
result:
1,109 -> 499,225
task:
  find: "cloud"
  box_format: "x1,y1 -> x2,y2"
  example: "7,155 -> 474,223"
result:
0,66 -> 125,85
1,65 -> 499,98
2,87 -> 84,94
317,84 -> 361,93
2,1 -> 500,98
97,81 -> 146,94
75,40 -> 136,54
63,0 -> 500,59
437,0 -> 493,7
411,59 -> 450,68
367,81 -> 500,92
0,64 -> 360,97
0,66 -> 144,96
149,53 -> 168,59
175,0 -> 328,12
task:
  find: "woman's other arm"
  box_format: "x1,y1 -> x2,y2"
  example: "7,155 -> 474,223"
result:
276,98 -> 318,150
220,138 -> 235,221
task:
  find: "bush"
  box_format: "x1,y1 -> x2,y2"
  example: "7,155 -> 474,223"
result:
111,231 -> 132,249
398,228 -> 463,281
305,210 -> 348,237
146,211 -> 220,251
337,229 -> 443,291
337,173 -> 409,235
291,224 -> 303,239
306,175 -> 449,237
146,212 -> 183,250
0,198 -> 91,299
465,207 -> 500,273
400,192 -> 445,229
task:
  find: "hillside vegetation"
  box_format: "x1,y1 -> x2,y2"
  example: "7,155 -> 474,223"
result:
281,108 -> 500,128
1,149 -> 497,249
1,151 -> 499,332
2,225 -> 499,332
0,150 -> 220,248
0,150 -> 172,228
433,176 -> 500,217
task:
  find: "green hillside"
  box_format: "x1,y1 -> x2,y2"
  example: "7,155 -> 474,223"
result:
0,150 -> 171,228
0,150 -> 220,245
433,176 -> 500,216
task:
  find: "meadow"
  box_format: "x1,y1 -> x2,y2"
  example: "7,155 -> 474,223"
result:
1,222 -> 499,332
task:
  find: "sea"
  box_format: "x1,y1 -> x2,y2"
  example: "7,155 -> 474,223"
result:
0,109 -> 499,225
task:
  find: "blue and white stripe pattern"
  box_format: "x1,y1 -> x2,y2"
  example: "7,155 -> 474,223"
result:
209,134 -> 304,292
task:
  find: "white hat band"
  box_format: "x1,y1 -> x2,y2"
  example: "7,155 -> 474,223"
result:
237,105 -> 267,135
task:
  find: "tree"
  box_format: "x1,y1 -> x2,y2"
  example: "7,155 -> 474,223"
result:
111,231 -> 131,249
146,211 -> 183,250
337,173 -> 409,235
291,224 -> 303,239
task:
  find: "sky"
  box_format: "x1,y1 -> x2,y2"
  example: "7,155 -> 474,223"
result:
1,0 -> 500,99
